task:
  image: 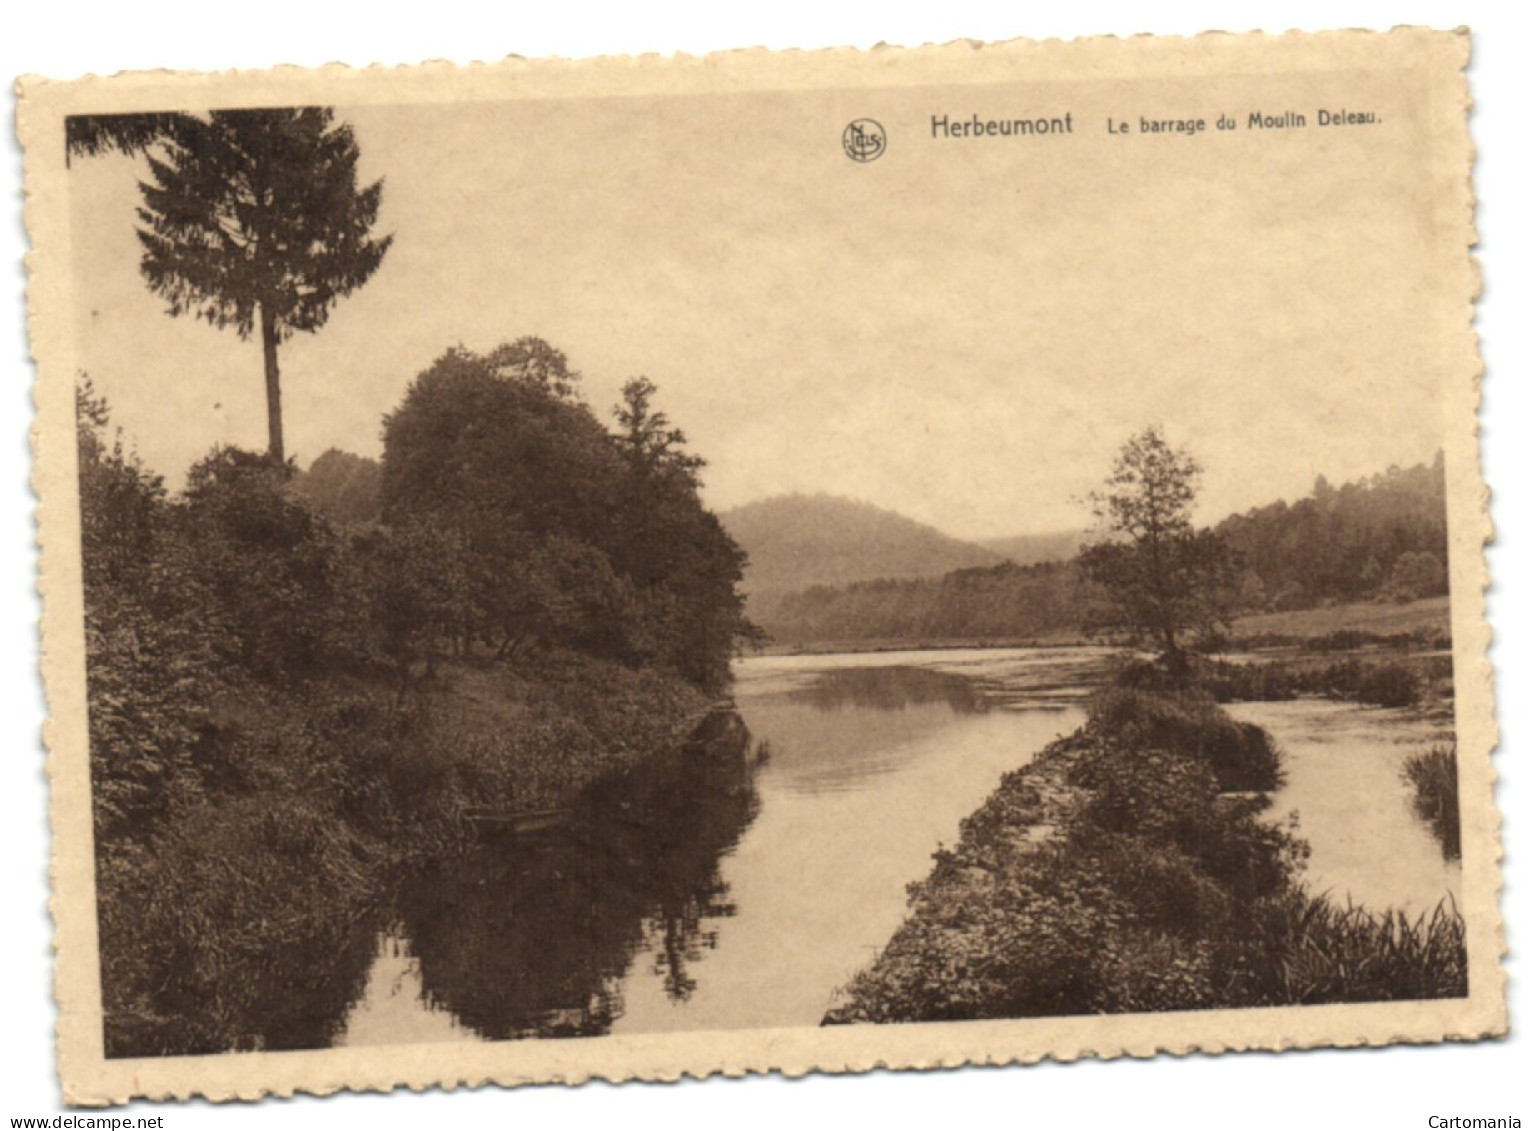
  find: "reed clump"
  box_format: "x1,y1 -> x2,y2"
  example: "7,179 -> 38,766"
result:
1402,743 -> 1461,860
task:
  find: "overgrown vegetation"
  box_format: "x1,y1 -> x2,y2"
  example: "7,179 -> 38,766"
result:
752,559 -> 1079,646
78,347 -> 749,1055
827,679 -> 1467,1023
1198,654 -> 1454,709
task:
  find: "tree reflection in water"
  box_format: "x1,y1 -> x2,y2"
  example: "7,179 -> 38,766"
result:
397,710 -> 762,1039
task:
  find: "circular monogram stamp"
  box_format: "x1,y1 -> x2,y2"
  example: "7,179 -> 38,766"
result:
842,119 -> 886,163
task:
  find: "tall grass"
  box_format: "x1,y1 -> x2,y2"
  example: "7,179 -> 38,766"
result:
1237,893 -> 1467,1003
1403,744 -> 1461,860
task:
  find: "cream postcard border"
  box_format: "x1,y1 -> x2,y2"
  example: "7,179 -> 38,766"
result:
18,26 -> 1500,1105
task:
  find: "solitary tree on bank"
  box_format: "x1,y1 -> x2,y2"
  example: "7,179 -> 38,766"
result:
1078,426 -> 1236,671
78,108 -> 393,465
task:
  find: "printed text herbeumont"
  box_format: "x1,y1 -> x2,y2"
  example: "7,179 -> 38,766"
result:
931,112 -> 1075,139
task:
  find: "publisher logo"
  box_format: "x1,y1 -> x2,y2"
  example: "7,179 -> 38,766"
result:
842,119 -> 886,163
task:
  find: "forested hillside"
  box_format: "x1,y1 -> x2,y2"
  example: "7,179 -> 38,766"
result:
977,530 -> 1086,566
1215,456 -> 1448,609
752,457 -> 1449,647
719,494 -> 1003,595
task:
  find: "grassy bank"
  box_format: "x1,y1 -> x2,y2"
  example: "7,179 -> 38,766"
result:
754,597 -> 1449,659
97,654 -> 712,1057
1198,652 -> 1454,709
826,680 -> 1465,1024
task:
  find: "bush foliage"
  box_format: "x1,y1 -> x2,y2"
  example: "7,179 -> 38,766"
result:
77,347 -> 749,1055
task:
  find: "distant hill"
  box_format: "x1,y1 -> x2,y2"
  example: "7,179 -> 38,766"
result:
742,457 -> 1450,647
979,530 -> 1088,566
720,494 -> 1005,595
291,449 -> 382,527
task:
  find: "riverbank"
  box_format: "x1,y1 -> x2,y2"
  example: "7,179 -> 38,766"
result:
757,596 -> 1450,657
97,653 -> 714,1057
825,678 -> 1466,1024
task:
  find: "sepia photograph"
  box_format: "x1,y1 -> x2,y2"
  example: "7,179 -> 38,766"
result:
6,4 -> 1526,1122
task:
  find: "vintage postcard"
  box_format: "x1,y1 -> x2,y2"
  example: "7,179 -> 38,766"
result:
19,27 -> 1500,1105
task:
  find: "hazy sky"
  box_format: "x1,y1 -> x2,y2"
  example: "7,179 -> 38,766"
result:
67,67 -> 1458,539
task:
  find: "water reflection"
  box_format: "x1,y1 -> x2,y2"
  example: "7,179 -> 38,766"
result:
1227,700 -> 1460,915
343,653 -> 1104,1042
347,710 -> 761,1043
787,666 -> 990,714
610,662 -> 1087,1033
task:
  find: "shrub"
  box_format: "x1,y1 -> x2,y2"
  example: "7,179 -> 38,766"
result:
1197,658 -> 1298,703
1356,662 -> 1420,708
1311,628 -> 1369,652
1087,685 -> 1283,791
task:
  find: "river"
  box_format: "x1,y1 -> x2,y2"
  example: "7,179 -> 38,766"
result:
335,646 -> 1459,1047
1227,698 -> 1460,915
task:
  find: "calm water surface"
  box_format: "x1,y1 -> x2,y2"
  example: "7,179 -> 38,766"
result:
336,648 -> 1459,1046
339,648 -> 1103,1045
1227,699 -> 1461,915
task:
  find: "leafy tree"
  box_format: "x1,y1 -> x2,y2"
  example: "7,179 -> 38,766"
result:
380,341 -> 752,689
291,448 -> 383,526
615,377 -> 705,482
180,446 -> 351,679
609,378 -> 756,684
351,515 -> 472,693
1387,550 -> 1448,602
119,108 -> 392,464
1078,428 -> 1236,669
381,344 -> 620,540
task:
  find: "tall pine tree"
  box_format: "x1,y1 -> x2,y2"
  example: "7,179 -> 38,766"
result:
129,108 -> 393,464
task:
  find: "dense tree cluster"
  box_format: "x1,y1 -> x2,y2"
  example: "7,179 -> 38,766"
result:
1215,455 -> 1449,608
78,344 -> 751,1054
379,343 -> 752,689
755,561 -> 1079,644
749,452 -> 1450,647
290,449 -> 383,526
